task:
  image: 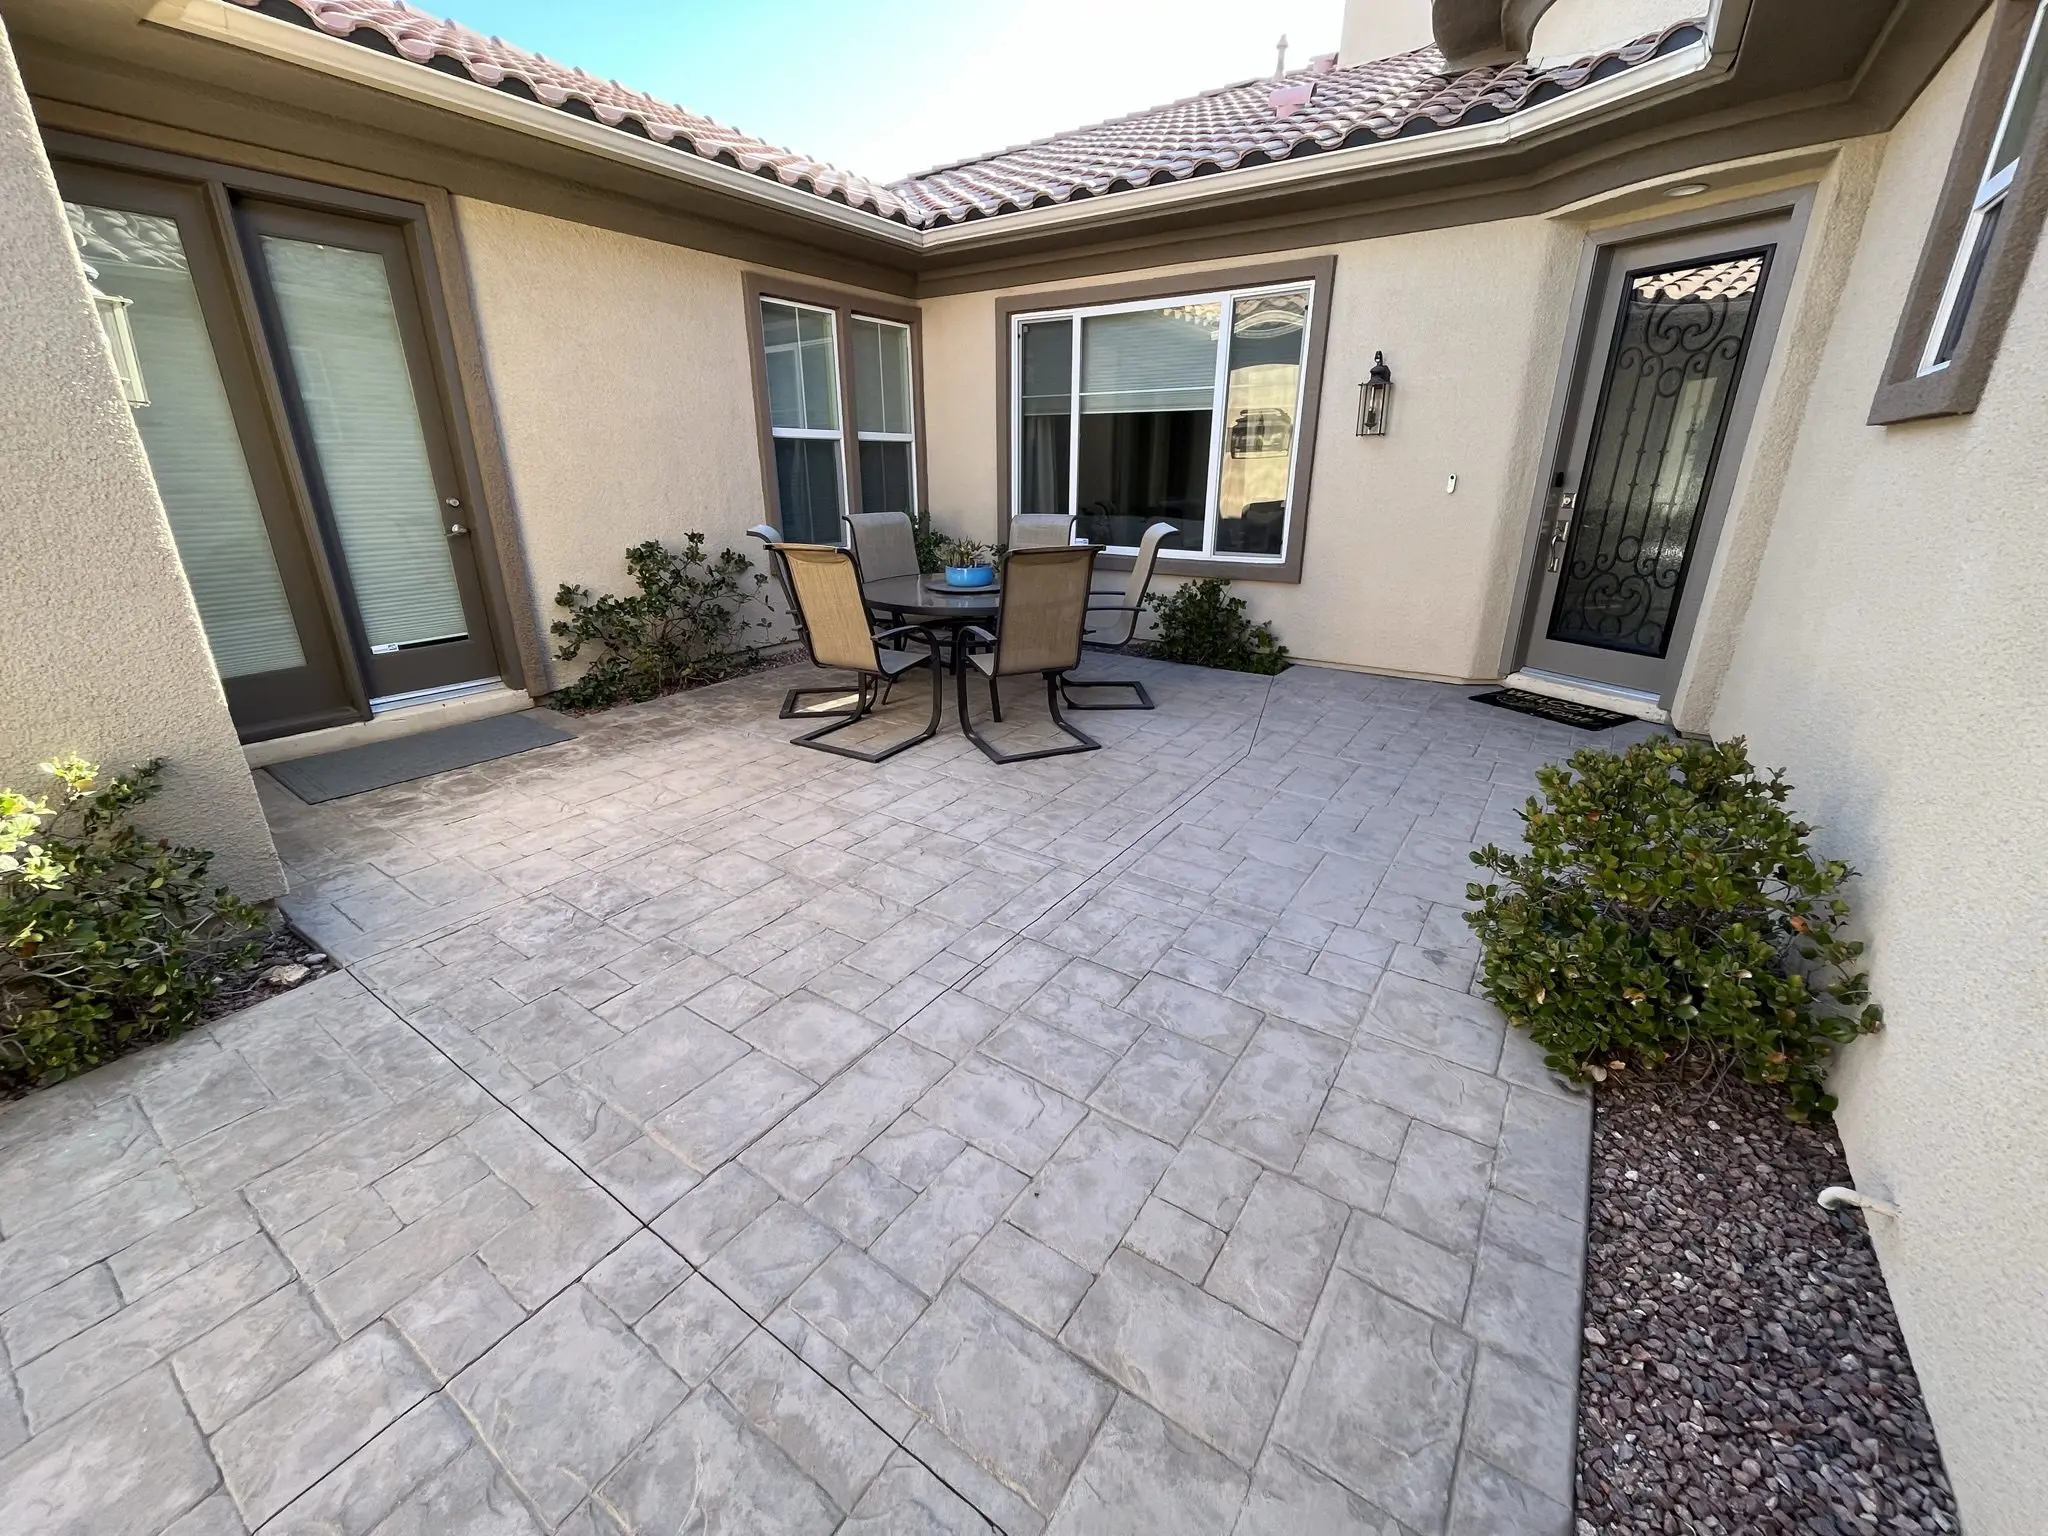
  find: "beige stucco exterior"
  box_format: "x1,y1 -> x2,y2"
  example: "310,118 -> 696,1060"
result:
0,12 -> 279,898
1709,17 -> 2048,1531
923,222 -> 1587,684
451,198 -> 786,690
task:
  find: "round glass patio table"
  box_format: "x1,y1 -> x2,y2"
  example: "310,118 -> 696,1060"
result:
860,573 -> 1001,623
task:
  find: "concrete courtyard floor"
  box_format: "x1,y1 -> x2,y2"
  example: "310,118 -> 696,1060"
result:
0,657 -> 1661,1536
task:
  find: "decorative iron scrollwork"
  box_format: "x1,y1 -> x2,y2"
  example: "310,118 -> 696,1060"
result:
1547,252 -> 1768,657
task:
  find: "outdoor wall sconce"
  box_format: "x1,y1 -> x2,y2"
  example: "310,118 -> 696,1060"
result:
1355,351 -> 1393,437
85,265 -> 149,407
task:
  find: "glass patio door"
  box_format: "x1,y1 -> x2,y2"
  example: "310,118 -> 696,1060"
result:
59,166 -> 356,741
1519,214 -> 1797,701
240,203 -> 499,702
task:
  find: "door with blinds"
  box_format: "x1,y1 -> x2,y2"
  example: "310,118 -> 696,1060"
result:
54,157 -> 502,741
239,203 -> 498,702
59,164 -> 357,740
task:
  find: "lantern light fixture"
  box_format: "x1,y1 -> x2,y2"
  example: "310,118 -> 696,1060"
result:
84,263 -> 149,408
1356,351 -> 1393,437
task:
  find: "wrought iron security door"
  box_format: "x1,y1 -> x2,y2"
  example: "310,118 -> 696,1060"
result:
1519,215 -> 1797,703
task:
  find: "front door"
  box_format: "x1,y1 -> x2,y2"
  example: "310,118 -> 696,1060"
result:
1518,213 -> 1798,701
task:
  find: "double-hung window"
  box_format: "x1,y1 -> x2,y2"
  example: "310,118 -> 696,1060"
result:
754,285 -> 921,543
1921,0 -> 2048,372
1010,276 -> 1321,568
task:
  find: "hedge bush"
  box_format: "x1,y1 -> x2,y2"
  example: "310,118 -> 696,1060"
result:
1143,578 -> 1289,675
1465,736 -> 1881,1118
3,757 -> 268,1088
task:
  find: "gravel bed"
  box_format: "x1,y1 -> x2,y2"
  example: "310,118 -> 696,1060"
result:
1575,1069 -> 1959,1535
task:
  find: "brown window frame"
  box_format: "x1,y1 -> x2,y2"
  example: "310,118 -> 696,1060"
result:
994,256 -> 1337,585
1870,0 -> 2048,424
741,273 -> 928,542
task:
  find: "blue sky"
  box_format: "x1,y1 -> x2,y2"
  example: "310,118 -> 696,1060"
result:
430,0 -> 1344,181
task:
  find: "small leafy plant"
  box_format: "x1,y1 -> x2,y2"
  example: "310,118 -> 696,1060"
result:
1465,736 -> 1881,1118
3,757 -> 269,1089
938,538 -> 995,570
913,509 -> 949,575
551,535 -> 776,710
1143,578 -> 1289,675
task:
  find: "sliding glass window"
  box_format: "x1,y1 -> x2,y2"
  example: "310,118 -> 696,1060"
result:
1012,282 -> 1313,562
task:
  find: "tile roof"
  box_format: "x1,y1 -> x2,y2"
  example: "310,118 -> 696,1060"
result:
231,0 -> 1705,231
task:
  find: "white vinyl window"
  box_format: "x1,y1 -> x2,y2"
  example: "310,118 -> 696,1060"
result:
1011,282 -> 1314,561
761,297 -> 846,543
1921,0 -> 2048,373
851,315 -> 918,518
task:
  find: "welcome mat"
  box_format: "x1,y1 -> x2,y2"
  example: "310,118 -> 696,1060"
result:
1469,688 -> 1633,730
266,711 -> 574,803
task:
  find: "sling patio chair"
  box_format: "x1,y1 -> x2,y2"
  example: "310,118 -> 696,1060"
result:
749,524 -> 870,721
1008,512 -> 1076,549
955,544 -> 1102,764
770,542 -> 944,761
1061,520 -> 1179,712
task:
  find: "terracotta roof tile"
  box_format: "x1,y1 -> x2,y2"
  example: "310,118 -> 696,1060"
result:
230,0 -> 1704,230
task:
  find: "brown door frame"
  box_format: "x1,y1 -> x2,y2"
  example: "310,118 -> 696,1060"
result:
1499,187 -> 1816,706
51,159 -> 362,740
45,132 -> 530,737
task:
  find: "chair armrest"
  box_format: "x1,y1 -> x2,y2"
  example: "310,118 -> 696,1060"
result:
958,625 -> 996,646
872,623 -> 939,646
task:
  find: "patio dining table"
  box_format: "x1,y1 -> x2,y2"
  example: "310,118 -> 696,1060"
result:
861,573 -> 1000,671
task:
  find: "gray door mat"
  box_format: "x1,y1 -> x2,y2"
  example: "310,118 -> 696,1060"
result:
264,710 -> 575,803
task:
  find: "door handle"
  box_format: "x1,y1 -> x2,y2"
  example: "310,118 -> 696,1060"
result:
447,523 -> 467,536
1545,491 -> 1578,573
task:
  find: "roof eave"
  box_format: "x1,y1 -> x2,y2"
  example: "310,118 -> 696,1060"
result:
141,0 -> 1743,256
141,0 -> 927,250
915,34 -> 1723,251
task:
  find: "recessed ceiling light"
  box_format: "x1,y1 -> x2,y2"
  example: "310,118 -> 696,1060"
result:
1664,182 -> 1711,198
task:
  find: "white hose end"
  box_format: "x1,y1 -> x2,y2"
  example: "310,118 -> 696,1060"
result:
1818,1186 -> 1899,1221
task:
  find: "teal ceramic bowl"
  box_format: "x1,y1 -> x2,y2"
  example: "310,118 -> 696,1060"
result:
944,565 -> 996,588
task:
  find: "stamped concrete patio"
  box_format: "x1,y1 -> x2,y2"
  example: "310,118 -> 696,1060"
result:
0,657 -> 1661,1536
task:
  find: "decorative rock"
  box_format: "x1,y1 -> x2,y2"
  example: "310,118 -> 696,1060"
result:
263,964 -> 311,987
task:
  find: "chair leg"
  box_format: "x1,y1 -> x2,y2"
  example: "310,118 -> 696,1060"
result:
989,675 -> 1003,722
792,660 -> 938,763
779,682 -> 867,720
1056,677 -> 1154,711
959,667 -> 1100,764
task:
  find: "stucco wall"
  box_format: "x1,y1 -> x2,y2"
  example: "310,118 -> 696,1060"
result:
921,218 -> 1585,683
0,14 -> 279,898
452,198 -> 796,687
1710,17 -> 2048,1531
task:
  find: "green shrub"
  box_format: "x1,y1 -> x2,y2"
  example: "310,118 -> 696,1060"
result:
3,757 -> 269,1089
1143,578 -> 1289,675
913,510 -> 948,575
551,535 -> 775,710
1465,736 -> 1881,1118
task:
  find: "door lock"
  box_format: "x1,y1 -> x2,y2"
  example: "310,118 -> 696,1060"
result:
1546,490 -> 1578,573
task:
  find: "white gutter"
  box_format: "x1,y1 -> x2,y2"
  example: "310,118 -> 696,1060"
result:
145,0 -> 1746,256
142,0 -> 925,250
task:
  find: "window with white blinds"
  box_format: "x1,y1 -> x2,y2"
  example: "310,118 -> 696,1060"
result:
65,203 -> 305,679
259,237 -> 468,652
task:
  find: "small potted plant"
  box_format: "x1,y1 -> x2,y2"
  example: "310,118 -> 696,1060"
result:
939,538 -> 996,588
